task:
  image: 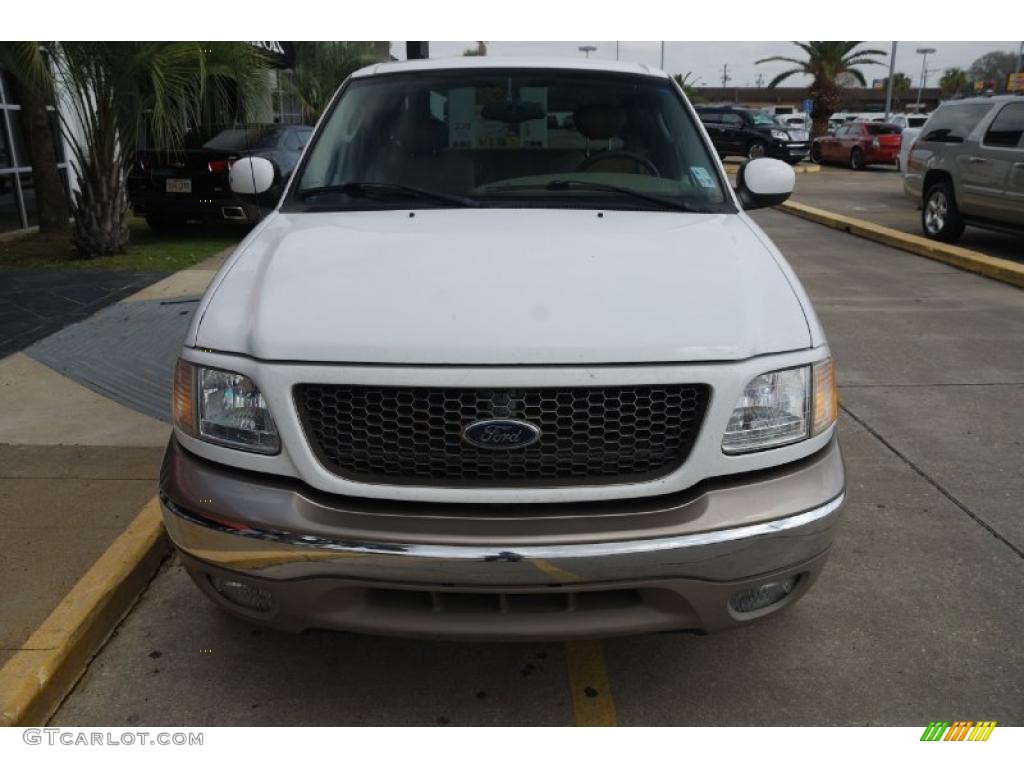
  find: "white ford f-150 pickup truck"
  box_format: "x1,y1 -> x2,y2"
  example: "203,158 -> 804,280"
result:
162,57 -> 844,640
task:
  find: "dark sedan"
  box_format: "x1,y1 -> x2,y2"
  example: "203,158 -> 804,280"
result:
127,124 -> 313,231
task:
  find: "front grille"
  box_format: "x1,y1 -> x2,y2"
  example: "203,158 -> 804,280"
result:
294,384 -> 710,487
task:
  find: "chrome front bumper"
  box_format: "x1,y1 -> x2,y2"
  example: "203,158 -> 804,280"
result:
160,437 -> 845,637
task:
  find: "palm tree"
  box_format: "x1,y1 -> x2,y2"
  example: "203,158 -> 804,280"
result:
755,42 -> 887,137
880,72 -> 912,110
289,42 -> 386,123
38,42 -> 268,257
0,42 -> 70,234
939,67 -> 969,99
672,72 -> 704,103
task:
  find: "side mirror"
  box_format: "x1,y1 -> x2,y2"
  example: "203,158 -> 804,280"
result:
735,158 -> 795,210
228,156 -> 275,195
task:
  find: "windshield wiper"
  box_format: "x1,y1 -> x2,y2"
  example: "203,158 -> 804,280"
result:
481,179 -> 712,213
299,182 -> 479,208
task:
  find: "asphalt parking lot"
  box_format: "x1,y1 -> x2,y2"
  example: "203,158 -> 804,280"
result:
48,209 -> 1024,726
790,164 -> 1024,264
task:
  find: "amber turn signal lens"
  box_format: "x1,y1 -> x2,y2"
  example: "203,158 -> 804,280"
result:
811,358 -> 837,435
172,359 -> 196,436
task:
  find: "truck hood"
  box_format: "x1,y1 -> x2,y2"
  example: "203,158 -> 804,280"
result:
193,208 -> 810,364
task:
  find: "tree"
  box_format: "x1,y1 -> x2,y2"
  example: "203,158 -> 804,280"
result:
755,42 -> 887,137
879,72 -> 912,108
463,42 -> 488,57
39,42 -> 268,257
939,67 -> 969,99
289,42 -> 386,122
672,72 -> 703,103
968,50 -> 1018,92
0,42 -> 70,234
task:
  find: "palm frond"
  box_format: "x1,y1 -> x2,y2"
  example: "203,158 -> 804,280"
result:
766,68 -> 806,87
754,56 -> 806,67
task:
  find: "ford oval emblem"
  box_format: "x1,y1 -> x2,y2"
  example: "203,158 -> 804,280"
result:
462,419 -> 541,450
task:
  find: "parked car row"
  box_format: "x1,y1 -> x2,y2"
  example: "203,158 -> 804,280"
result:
903,94 -> 1024,242
827,112 -> 928,133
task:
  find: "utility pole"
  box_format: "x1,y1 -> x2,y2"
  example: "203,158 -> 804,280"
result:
721,63 -> 731,88
755,73 -> 765,88
616,41 -> 620,61
884,42 -> 897,120
660,42 -> 665,70
916,47 -> 936,111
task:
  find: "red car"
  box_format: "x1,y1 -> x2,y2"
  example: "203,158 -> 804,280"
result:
811,122 -> 902,169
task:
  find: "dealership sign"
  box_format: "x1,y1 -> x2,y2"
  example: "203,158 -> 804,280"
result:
1008,73 -> 1024,93
249,41 -> 296,68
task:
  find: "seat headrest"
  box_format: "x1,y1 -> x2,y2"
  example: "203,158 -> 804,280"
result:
573,104 -> 627,140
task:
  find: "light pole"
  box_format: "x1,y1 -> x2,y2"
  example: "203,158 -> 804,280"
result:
884,42 -> 897,120
660,42 -> 665,70
916,47 -> 936,111
616,41 -> 620,61
578,45 -> 596,59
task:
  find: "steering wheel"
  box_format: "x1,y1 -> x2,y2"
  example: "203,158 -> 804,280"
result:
576,151 -> 660,177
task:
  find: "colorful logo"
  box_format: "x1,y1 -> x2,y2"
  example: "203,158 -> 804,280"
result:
921,721 -> 997,741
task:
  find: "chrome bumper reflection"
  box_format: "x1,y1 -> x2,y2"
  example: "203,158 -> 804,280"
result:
161,484 -> 844,588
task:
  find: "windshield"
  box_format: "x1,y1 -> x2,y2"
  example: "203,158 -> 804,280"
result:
292,68 -> 730,212
201,126 -> 284,152
865,124 -> 900,135
748,112 -> 777,126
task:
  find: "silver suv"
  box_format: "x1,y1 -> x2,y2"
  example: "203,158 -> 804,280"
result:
904,95 -> 1024,242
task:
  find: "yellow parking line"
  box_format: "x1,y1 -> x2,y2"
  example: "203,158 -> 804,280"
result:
532,558 -> 583,583
564,639 -> 618,726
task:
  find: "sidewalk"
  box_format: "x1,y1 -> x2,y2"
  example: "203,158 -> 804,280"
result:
0,250 -> 230,667
0,271 -> 166,359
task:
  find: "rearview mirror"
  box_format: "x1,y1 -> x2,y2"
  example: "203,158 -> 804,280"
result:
481,100 -> 546,124
228,156 -> 275,195
735,158 -> 795,210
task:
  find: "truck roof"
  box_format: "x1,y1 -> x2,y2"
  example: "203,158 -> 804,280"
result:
351,56 -> 668,79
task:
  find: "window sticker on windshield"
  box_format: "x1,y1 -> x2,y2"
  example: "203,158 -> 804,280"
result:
690,166 -> 716,189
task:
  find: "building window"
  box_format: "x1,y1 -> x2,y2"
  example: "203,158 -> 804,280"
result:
272,70 -> 304,125
0,65 -> 71,233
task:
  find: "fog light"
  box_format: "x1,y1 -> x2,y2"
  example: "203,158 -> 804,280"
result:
209,575 -> 274,613
729,577 -> 798,614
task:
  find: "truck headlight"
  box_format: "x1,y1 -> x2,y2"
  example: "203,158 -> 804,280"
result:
172,360 -> 280,454
722,359 -> 836,454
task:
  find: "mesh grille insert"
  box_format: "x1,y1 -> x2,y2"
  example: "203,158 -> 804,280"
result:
294,384 -> 710,487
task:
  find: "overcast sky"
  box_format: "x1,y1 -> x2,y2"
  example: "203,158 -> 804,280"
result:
397,41 -> 1022,88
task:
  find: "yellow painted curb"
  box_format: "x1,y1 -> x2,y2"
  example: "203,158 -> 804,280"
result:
779,200 -> 1024,289
0,497 -> 170,726
724,160 -> 820,173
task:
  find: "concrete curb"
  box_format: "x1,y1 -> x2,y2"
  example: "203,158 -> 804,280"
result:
778,200 -> 1024,289
0,497 -> 170,726
724,160 -> 820,174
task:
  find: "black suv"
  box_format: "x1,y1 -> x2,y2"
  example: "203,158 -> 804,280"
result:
695,105 -> 810,164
